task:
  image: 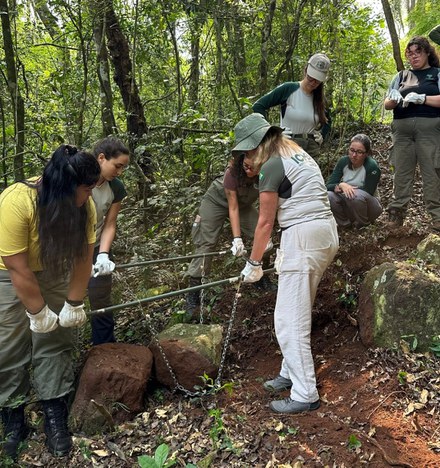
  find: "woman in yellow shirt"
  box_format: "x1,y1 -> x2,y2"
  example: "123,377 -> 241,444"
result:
0,145 -> 100,460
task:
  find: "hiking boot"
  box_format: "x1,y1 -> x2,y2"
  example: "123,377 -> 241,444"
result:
0,405 -> 29,460
269,397 -> 320,414
185,277 -> 201,318
431,220 -> 440,233
386,208 -> 404,228
263,375 -> 292,392
253,275 -> 277,291
41,398 -> 72,457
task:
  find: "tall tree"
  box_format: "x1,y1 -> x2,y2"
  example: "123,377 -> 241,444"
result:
89,0 -> 117,136
275,0 -> 308,83
381,0 -> 404,71
101,0 -> 154,224
258,0 -> 276,92
186,1 -> 207,109
0,0 -> 25,181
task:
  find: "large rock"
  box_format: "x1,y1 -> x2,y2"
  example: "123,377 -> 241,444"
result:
71,343 -> 153,434
416,233 -> 440,265
150,323 -> 223,391
359,262 -> 440,351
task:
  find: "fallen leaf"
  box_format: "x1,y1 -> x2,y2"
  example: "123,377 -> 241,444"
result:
420,389 -> 429,404
275,421 -> 284,432
92,449 -> 109,457
155,408 -> 168,418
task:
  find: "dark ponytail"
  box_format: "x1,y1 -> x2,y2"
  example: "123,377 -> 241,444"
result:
37,145 -> 100,274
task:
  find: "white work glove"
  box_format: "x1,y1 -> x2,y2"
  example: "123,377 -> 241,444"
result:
387,89 -> 403,103
241,260 -> 264,283
59,301 -> 87,327
92,253 -> 115,277
402,92 -> 426,107
264,238 -> 274,252
231,237 -> 247,257
26,305 -> 58,333
313,131 -> 323,145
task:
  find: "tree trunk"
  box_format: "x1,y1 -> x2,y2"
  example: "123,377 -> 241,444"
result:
0,0 -> 24,181
214,14 -> 224,118
381,0 -> 404,71
32,0 -> 59,40
164,16 -> 182,116
226,12 -> 247,98
102,0 -> 153,226
275,0 -> 307,84
90,0 -> 117,136
259,0 -> 276,92
103,0 -> 148,141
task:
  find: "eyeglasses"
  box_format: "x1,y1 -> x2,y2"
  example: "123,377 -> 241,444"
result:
406,49 -> 423,58
349,148 -> 366,156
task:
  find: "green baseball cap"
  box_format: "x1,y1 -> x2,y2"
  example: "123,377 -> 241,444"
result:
232,113 -> 283,153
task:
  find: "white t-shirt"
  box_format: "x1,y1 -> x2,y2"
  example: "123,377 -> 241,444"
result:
281,87 -> 317,134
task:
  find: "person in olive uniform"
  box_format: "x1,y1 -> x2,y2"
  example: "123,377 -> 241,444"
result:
185,152 -> 273,316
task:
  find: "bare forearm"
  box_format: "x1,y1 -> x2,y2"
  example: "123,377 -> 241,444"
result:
228,207 -> 241,238
67,244 -> 94,301
8,269 -> 45,314
250,222 -> 272,262
99,225 -> 116,253
424,95 -> 440,107
384,98 -> 398,110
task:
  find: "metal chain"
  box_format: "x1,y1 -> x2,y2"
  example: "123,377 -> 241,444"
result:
199,255 -> 206,324
214,278 -> 242,389
116,270 -> 244,398
117,272 -> 207,397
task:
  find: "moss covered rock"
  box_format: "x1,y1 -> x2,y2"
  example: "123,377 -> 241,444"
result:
359,261 -> 440,351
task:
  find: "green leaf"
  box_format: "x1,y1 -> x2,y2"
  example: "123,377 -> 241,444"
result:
155,444 -> 169,466
138,455 -> 158,468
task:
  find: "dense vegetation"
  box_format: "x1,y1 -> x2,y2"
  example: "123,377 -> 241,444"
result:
1,0 -> 440,232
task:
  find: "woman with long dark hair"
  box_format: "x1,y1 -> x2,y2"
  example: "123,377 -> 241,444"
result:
185,152 -> 273,317
88,137 -> 130,345
0,145 -> 100,460
252,53 -> 331,159
384,36 -> 440,230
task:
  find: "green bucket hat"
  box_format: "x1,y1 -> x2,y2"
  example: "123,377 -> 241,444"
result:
232,113 -> 283,153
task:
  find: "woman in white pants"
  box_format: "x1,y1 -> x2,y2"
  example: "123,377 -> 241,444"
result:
234,113 -> 339,413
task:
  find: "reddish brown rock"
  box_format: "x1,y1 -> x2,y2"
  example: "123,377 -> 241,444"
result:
70,343 -> 153,434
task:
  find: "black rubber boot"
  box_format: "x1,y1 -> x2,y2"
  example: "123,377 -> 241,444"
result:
386,208 -> 405,227
41,398 -> 72,457
253,275 -> 277,291
186,277 -> 201,317
0,405 -> 29,460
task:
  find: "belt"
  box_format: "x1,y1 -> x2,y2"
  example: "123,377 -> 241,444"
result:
293,133 -> 315,140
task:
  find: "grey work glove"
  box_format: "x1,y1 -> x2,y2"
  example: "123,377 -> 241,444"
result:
241,260 -> 263,283
402,92 -> 426,107
92,252 -> 115,277
59,301 -> 87,327
26,305 -> 58,333
387,89 -> 403,103
231,237 -> 247,257
313,131 -> 323,145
